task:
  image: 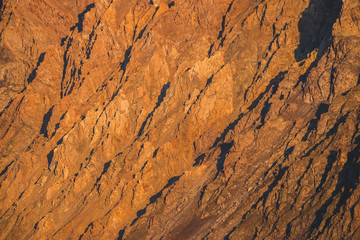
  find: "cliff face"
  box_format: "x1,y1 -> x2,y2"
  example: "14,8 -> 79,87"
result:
0,0 -> 360,239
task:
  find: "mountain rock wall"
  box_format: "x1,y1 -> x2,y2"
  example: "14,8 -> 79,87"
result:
0,0 -> 360,239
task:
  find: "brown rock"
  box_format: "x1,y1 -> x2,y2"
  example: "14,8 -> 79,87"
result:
0,0 -> 360,239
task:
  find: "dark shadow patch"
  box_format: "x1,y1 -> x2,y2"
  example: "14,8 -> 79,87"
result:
51,123 -> 60,138
316,151 -> 338,193
168,1 -> 175,8
153,148 -> 159,158
219,34 -> 227,48
260,165 -> 289,208
137,82 -> 170,137
33,216 -> 45,230
117,229 -> 125,240
40,106 -> 54,138
60,36 -> 68,46
51,112 -> 67,138
294,57 -> 320,88
198,185 -> 207,203
239,165 -> 289,223
224,227 -> 236,240
256,100 -> 272,129
131,175 -> 182,225
79,222 -> 93,240
86,21 -> 100,59
102,161 -> 111,174
47,149 -> 54,170
307,143 -> 359,238
316,151 -> 337,198
206,74 -> 214,87
184,66 -> 224,116
0,99 -> 13,118
60,112 -> 67,120
61,37 -> 73,98
263,161 -> 278,179
74,3 -> 95,33
193,153 -> 205,166
295,0 -> 343,62
216,141 -> 234,175
325,113 -> 347,138
259,4 -> 267,28
315,103 -> 330,118
284,146 -> 295,159
152,6 -> 160,19
302,103 -> 329,141
120,46 -> 132,73
135,25 -> 147,42
0,160 -> 14,178
208,43 -> 214,58
303,113 -> 348,158
341,89 -> 350,96
27,52 -> 46,84
94,161 -> 112,187
57,137 -> 63,145
217,1 -> 234,40
212,113 -> 244,148
248,71 -> 287,111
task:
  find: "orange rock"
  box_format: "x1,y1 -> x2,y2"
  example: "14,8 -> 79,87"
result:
0,0 -> 360,239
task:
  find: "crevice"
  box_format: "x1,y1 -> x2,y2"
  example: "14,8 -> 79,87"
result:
79,222 -> 93,240
0,98 -> 13,118
168,1 -> 175,8
315,150 -> 338,193
295,0 -> 343,62
135,25 -> 148,42
302,113 -> 348,158
94,161 -> 111,191
307,133 -> 359,238
137,82 -> 170,137
217,0 -> 234,40
256,100 -> 272,129
224,226 -> 236,240
40,106 -> 54,138
120,46 -> 132,73
239,165 -> 289,224
208,43 -> 214,58
70,3 -> 95,33
47,149 -> 54,171
61,37 -> 73,98
247,71 -> 288,112
212,113 -> 244,148
302,103 -> 329,141
26,52 -> 46,84
130,175 -> 182,226
0,12 -> 12,38
193,153 -> 205,166
0,160 -> 14,178
215,141 -> 234,178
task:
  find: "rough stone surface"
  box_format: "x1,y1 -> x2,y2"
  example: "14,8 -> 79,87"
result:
0,0 -> 360,239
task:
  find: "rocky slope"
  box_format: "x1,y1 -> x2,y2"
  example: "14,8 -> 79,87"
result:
0,0 -> 360,239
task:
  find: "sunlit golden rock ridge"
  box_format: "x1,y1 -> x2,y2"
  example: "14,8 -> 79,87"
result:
0,0 -> 360,239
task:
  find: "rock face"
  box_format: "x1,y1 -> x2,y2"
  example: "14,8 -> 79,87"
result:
0,0 -> 360,239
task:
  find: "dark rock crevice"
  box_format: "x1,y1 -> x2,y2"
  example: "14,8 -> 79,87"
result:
295,0 -> 343,62
40,106 -> 54,138
26,52 -> 46,84
137,82 -> 170,137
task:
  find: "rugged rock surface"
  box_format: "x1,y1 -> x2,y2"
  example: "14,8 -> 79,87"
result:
0,0 -> 360,239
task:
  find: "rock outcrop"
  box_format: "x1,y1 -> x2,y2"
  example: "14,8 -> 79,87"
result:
0,0 -> 360,239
